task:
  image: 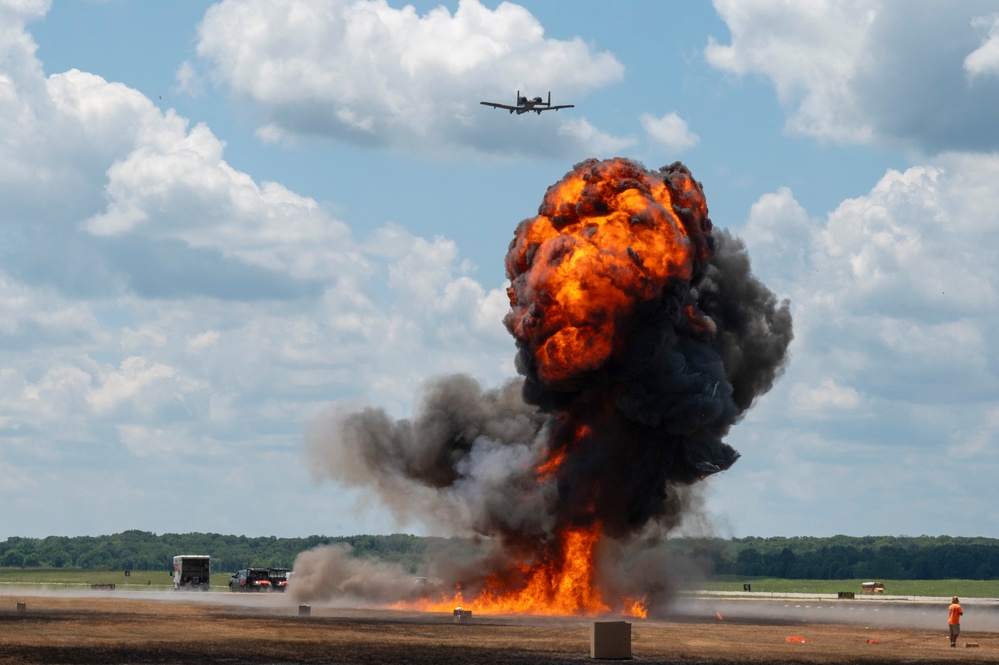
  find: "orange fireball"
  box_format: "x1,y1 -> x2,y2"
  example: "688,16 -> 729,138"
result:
505,158 -> 712,391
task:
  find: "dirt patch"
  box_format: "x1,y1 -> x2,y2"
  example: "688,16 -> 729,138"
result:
1,593 -> 995,664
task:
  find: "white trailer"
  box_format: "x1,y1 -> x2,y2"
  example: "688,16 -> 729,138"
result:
173,555 -> 211,590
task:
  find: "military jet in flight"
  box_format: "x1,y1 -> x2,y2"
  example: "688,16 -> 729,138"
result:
480,91 -> 574,115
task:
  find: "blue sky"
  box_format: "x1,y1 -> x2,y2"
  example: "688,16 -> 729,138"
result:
2,0 -> 998,540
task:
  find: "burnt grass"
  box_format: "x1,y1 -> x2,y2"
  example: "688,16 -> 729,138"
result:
1,594 -> 996,664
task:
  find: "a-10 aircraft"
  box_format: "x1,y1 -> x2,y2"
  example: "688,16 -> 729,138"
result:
480,91 -> 574,115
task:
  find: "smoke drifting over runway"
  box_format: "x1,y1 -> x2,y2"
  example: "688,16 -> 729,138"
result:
300,158 -> 793,616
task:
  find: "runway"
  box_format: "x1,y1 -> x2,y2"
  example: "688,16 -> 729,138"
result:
673,591 -> 999,632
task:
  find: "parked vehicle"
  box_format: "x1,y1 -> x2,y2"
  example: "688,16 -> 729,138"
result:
173,555 -> 211,590
228,568 -> 272,592
861,581 -> 885,593
268,568 -> 290,592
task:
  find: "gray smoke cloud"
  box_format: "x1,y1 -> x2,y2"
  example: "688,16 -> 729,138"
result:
290,543 -> 426,605
305,376 -> 553,540
301,159 -> 793,615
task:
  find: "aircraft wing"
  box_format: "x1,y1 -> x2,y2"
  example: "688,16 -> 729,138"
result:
480,101 -> 518,110
540,104 -> 574,112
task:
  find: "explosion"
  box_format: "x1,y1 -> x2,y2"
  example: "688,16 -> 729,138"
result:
301,157 -> 793,617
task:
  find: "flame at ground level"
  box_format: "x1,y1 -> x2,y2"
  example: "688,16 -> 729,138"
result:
394,524 -> 647,618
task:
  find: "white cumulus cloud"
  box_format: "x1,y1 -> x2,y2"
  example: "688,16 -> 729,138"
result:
789,378 -> 862,415
706,0 -> 999,153
0,2 -> 517,536
965,13 -> 999,79
640,112 -> 699,153
705,0 -> 876,144
193,0 -> 626,156
741,152 -> 999,462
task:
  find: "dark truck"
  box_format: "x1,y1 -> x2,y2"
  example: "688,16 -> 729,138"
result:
228,568 -> 272,592
268,568 -> 290,592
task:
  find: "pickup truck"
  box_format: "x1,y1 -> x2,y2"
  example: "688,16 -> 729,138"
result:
268,568 -> 290,592
228,568 -> 272,592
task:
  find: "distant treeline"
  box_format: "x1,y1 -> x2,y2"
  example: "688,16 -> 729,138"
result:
2,532 -> 999,580
0,531 -> 435,574
680,535 -> 999,580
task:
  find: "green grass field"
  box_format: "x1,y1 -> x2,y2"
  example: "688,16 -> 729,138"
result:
0,568 -> 234,592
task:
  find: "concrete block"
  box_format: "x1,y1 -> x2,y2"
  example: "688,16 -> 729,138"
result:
590,620 -> 631,659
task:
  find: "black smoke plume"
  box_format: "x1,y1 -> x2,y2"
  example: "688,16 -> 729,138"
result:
300,158 -> 793,612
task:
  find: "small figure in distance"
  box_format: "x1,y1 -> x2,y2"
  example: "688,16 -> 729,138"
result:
948,595 -> 963,647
